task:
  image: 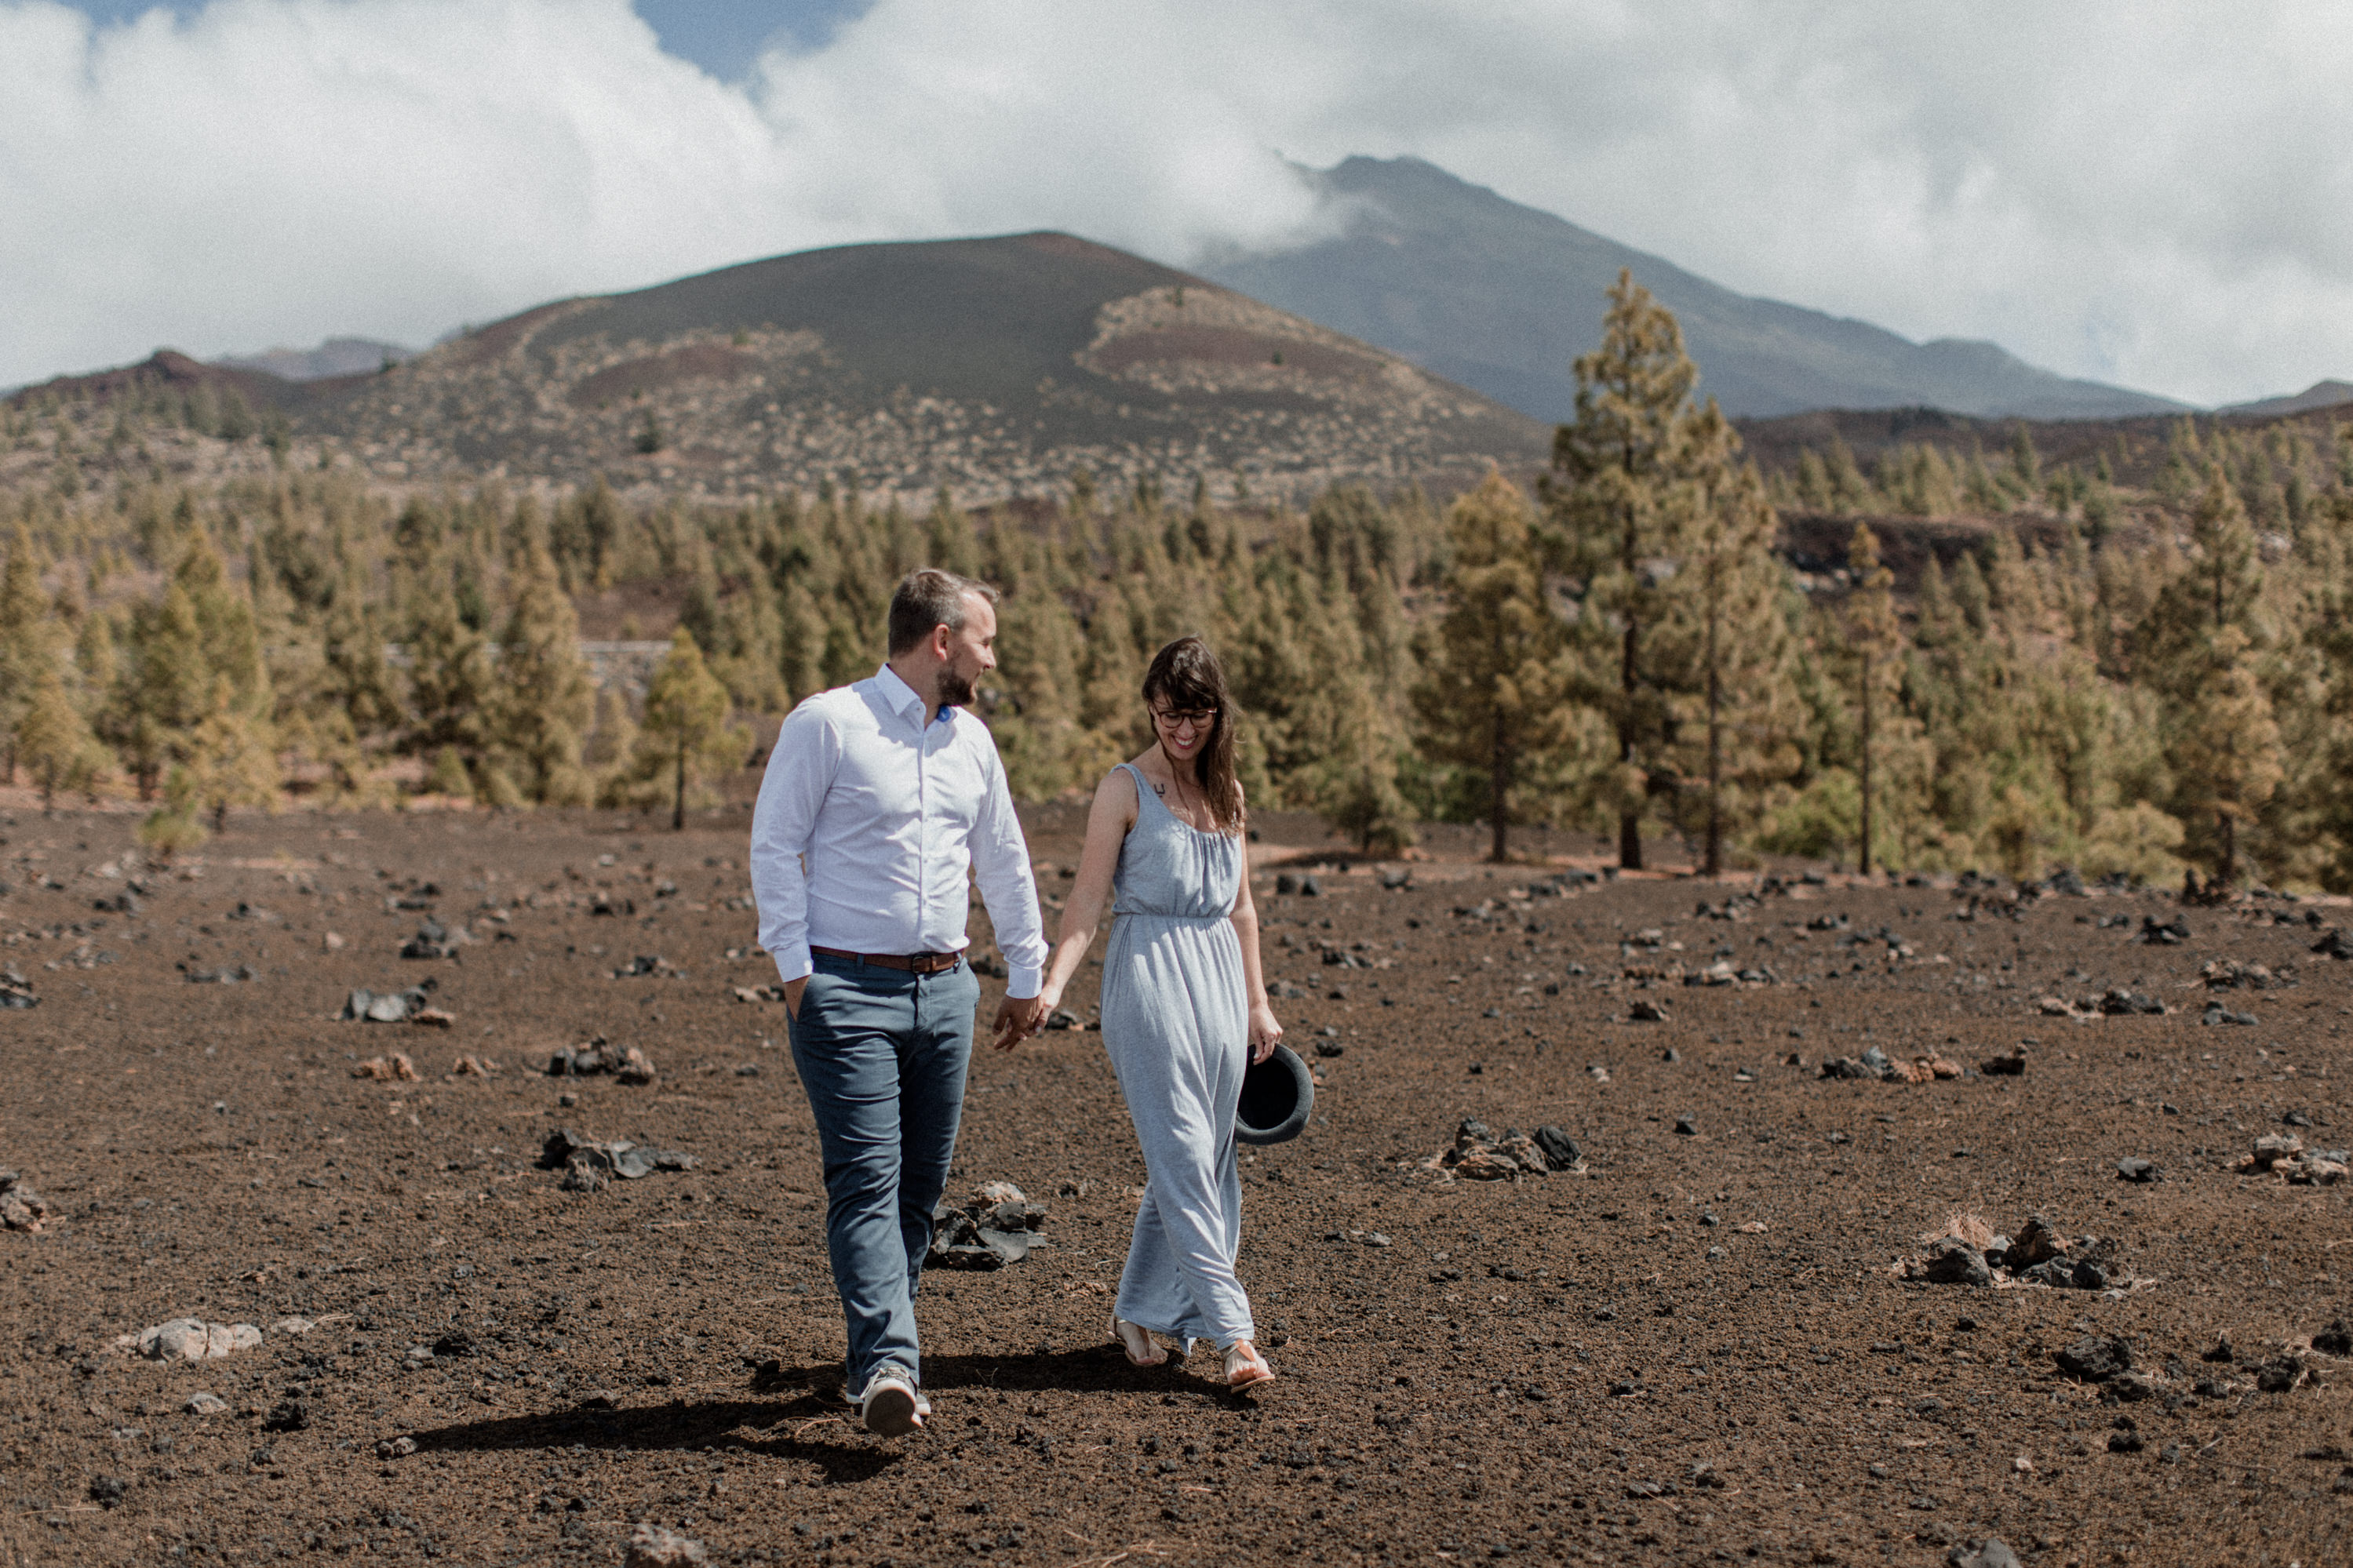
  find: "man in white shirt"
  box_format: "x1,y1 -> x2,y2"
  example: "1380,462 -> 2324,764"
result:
749,567 -> 1049,1438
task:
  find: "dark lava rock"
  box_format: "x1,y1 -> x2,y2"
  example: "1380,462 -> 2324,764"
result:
1313,1040 -> 1344,1058
2106,1428 -> 2145,1453
2311,1319 -> 2353,1357
2055,1334 -> 2133,1382
2101,988 -> 2165,1016
2116,1157 -> 2161,1183
1673,1115 -> 1698,1137
540,1128 -> 696,1183
1628,1000 -> 1670,1023
2005,1215 -> 2065,1268
1979,1050 -> 2027,1076
2256,1355 -> 2304,1393
2312,928 -> 2353,961
89,1475 -> 126,1508
1923,1239 -> 1992,1288
262,1399 -> 310,1433
2202,1005 -> 2258,1028
1532,1126 -> 1582,1170
2201,1337 -> 2235,1363
2140,915 -> 2191,945
2108,1370 -> 2158,1402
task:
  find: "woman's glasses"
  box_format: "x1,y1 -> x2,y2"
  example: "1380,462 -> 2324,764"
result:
1149,707 -> 1216,735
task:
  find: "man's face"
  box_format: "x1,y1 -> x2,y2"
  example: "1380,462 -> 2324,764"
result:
934,594 -> 998,708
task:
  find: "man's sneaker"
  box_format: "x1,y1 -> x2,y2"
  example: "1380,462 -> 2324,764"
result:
855,1365 -> 927,1436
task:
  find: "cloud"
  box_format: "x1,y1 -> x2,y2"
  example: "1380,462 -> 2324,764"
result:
5,0 -> 2351,405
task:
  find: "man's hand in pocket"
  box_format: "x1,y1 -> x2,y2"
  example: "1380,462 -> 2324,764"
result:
783,976 -> 808,1020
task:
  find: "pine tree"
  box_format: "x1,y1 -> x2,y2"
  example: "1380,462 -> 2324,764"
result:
1546,270 -> 1722,868
629,629 -> 750,829
0,524 -> 56,783
490,548 -> 595,805
1411,472 -> 1570,860
1667,464 -> 1798,875
16,664 -> 100,809
2173,626 -> 2283,889
178,674 -> 280,831
1844,523 -> 1903,875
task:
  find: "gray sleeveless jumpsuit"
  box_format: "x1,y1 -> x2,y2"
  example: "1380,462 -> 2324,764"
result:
1100,762 -> 1257,1351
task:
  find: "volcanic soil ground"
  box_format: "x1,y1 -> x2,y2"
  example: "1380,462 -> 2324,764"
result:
5,806 -> 2353,1568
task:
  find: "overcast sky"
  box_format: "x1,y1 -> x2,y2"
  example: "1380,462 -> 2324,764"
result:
5,0 -> 2350,406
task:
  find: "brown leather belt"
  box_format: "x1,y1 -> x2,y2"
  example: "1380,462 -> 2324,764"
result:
810,946 -> 963,976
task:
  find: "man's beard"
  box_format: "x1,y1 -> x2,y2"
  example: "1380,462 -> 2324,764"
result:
938,668 -> 977,708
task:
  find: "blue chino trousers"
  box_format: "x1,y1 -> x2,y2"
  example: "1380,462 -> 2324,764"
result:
785,950 -> 979,1392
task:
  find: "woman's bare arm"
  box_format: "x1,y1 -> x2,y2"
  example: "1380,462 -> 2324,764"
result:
1028,766 -> 1138,1032
1229,785 -> 1283,1063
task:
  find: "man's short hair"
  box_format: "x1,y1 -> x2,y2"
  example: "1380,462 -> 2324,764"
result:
887,568 -> 998,656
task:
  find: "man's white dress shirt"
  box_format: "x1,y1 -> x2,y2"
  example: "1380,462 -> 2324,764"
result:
751,664 -> 1047,997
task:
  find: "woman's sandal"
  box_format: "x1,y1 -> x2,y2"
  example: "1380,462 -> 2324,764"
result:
1111,1314 -> 1168,1368
1222,1340 -> 1275,1389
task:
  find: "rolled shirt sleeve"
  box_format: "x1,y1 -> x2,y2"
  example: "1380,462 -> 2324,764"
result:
749,700 -> 836,985
970,738 -> 1049,998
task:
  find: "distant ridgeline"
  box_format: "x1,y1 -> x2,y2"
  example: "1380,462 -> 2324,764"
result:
8,232 -> 1546,508
4,271 -> 2353,893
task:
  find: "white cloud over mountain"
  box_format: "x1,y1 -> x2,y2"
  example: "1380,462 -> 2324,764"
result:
3,0 -> 2349,406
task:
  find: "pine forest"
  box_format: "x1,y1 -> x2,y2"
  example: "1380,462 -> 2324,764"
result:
4,273 -> 2353,896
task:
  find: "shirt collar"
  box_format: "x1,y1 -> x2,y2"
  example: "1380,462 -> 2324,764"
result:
874,664 -> 942,726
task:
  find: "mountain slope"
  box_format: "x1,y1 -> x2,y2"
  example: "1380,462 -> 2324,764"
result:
1198,157 -> 2187,423
294,231 -> 1546,498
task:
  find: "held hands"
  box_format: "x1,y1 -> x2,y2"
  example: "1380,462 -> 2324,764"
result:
1248,1001 -> 1283,1065
990,992 -> 1049,1052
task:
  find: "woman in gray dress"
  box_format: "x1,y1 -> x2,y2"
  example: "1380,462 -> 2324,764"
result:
1032,636 -> 1282,1388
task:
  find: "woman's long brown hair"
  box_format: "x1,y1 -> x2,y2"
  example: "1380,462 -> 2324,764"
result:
1142,636 -> 1244,835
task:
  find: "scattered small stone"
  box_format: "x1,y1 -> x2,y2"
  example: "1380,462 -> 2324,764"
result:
1314,1040 -> 1344,1058
2312,1319 -> 2353,1357
351,1053 -> 418,1082
546,1037 -> 656,1084
1627,1000 -> 1670,1023
610,954 -> 679,979
88,1475 -> 126,1509
2053,1334 -> 2133,1384
261,1399 -> 309,1433
120,1319 -> 265,1362
184,1392 -> 228,1416
321,930 -> 346,952
375,1435 -> 417,1461
1979,1050 -> 2027,1077
2256,1355 -> 2304,1393
341,980 -> 440,1024
268,1316 -> 315,1337
180,962 -> 257,984
1424,1118 -> 1570,1180
2100,988 -> 2165,1016
2116,1157 -> 2160,1184
625,1522 -> 710,1568
400,918 -> 469,960
2139,915 -> 2191,945
540,1128 -> 698,1187
930,1184 -> 1048,1269
1673,1115 -> 1697,1137
1921,1239 -> 1992,1288
1,1169 -> 50,1232
1947,1536 -> 2023,1568
2311,928 -> 2353,961
2201,1004 -> 2258,1028
451,1055 -> 498,1077
0,970 -> 37,1009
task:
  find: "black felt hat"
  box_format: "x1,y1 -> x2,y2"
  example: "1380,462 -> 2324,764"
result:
1235,1042 -> 1313,1145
